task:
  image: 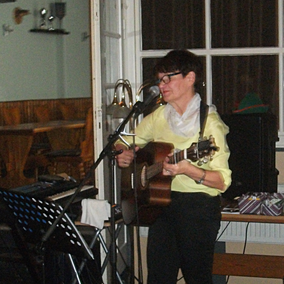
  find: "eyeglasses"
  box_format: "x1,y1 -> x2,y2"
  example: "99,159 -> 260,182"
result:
156,71 -> 182,85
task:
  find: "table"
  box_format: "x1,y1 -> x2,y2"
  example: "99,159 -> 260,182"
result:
0,120 -> 85,189
213,213 -> 284,282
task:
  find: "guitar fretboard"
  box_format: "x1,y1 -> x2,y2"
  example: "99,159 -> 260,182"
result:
145,139 -> 218,180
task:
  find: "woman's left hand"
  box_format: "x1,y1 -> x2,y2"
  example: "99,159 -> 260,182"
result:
162,156 -> 189,176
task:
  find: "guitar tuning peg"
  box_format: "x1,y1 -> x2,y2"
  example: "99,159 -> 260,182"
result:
197,160 -> 204,166
203,157 -> 209,164
197,156 -> 211,166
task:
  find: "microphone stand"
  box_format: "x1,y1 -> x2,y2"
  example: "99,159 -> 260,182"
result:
41,101 -> 145,283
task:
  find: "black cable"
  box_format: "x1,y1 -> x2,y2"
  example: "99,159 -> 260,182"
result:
216,221 -> 231,242
242,222 -> 250,254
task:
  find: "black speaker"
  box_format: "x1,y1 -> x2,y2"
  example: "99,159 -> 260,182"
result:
221,113 -> 279,200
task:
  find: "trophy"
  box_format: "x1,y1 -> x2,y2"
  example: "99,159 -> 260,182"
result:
39,8 -> 47,29
48,15 -> 55,30
54,2 -> 66,31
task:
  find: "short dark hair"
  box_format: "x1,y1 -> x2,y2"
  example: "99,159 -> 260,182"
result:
154,49 -> 203,91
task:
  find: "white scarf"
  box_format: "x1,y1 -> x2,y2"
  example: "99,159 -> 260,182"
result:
164,93 -> 208,137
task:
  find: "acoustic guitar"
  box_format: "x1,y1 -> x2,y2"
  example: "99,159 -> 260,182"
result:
121,136 -> 219,225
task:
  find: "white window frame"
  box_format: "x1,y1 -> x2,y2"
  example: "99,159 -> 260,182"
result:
127,0 -> 284,148
91,1 -> 132,282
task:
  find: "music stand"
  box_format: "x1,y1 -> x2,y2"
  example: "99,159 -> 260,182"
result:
0,188 -> 94,284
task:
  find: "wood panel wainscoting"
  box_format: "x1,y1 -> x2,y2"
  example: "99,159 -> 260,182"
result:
0,98 -> 92,125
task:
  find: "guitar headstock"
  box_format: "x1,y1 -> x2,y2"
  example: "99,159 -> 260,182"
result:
188,135 -> 219,165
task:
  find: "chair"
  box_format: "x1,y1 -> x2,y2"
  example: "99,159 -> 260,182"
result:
33,105 -> 53,151
59,103 -> 78,120
3,107 -> 21,125
0,107 -> 19,177
33,105 -> 52,152
45,108 -> 94,181
2,107 -> 50,179
58,102 -> 81,148
35,105 -> 51,123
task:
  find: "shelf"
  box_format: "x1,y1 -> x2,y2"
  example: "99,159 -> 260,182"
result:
29,29 -> 70,35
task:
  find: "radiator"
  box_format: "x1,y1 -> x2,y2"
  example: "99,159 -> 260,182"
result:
218,220 -> 284,244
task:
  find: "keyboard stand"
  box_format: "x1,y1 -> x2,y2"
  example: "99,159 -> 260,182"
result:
75,219 -> 125,284
0,188 -> 94,284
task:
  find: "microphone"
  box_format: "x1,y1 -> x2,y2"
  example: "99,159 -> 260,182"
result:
142,85 -> 160,107
133,85 -> 160,117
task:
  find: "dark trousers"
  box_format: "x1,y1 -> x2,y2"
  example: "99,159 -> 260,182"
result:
147,192 -> 221,284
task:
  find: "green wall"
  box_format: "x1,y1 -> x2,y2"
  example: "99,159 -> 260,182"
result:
0,0 -> 91,101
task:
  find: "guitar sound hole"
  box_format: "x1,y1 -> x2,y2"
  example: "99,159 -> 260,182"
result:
141,165 -> 147,188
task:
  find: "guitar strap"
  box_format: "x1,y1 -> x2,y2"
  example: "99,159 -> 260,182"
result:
199,100 -> 209,139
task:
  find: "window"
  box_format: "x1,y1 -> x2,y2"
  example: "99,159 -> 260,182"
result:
137,0 -> 283,147
141,0 -> 205,50
211,1 -> 277,48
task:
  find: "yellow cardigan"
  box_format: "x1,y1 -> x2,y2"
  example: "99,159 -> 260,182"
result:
116,105 -> 232,196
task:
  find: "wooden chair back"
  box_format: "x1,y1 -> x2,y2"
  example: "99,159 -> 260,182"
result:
3,107 -> 21,125
59,103 -> 77,120
35,106 -> 51,123
80,108 -> 94,162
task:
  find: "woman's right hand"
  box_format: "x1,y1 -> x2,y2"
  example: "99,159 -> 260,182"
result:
115,144 -> 139,168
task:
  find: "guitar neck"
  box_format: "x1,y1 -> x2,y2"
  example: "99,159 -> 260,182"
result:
146,151 -> 186,179
146,162 -> 163,180
145,138 -> 218,180
169,150 -> 186,164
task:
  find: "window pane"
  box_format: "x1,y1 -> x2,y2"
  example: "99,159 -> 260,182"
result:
102,1 -> 120,34
212,56 -> 278,120
142,58 -> 160,83
104,37 -> 121,83
141,0 -> 205,50
211,0 -> 278,48
142,58 -> 162,115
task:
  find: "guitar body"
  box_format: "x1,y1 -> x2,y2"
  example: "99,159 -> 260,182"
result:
121,138 -> 218,225
121,142 -> 173,225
